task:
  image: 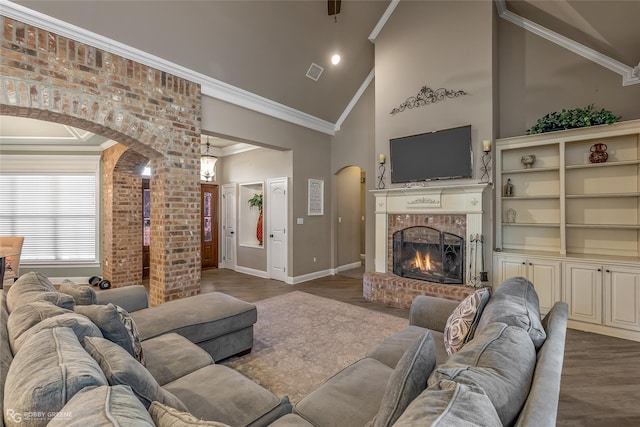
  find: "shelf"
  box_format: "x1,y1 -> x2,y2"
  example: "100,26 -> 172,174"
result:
566,223 -> 640,230
502,195 -> 560,200
566,192 -> 640,199
565,160 -> 640,170
503,223 -> 560,228
502,166 -> 560,174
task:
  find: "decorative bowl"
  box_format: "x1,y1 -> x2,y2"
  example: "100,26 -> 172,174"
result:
521,154 -> 536,168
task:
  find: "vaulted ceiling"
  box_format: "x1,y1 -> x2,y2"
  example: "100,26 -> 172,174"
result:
3,0 -> 640,144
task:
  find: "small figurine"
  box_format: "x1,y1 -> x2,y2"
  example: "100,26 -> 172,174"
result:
503,179 -> 514,197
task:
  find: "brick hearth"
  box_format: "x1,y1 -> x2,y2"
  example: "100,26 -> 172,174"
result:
363,272 -> 472,309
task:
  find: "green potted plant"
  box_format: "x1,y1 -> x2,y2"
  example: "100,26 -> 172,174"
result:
248,193 -> 264,245
526,104 -> 620,135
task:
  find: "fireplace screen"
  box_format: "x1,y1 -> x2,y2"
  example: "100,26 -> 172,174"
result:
393,226 -> 464,284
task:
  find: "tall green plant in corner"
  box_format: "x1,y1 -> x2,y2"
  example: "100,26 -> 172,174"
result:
248,193 -> 264,245
526,104 -> 620,135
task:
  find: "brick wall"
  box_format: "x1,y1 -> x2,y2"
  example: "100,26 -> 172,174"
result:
0,17 -> 202,305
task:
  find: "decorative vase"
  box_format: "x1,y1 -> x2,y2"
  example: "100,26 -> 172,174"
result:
589,143 -> 608,163
503,179 -> 514,197
521,154 -> 536,168
506,208 -> 517,223
256,210 -> 263,245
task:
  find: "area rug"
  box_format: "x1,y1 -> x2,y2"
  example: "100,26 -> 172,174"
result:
222,291 -> 408,403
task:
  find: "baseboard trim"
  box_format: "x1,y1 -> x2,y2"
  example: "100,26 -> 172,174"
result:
567,320 -> 640,343
333,261 -> 363,274
287,269 -> 334,285
235,266 -> 269,279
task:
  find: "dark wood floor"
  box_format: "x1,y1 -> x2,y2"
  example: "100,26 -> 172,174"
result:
201,268 -> 640,426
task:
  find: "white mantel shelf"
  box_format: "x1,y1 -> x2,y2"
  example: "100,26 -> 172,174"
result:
371,182 -> 489,276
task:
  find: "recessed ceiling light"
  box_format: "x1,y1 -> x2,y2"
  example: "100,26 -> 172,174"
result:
331,54 -> 341,65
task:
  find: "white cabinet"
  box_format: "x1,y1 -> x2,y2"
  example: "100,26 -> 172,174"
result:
494,254 -> 561,315
564,261 -> 640,335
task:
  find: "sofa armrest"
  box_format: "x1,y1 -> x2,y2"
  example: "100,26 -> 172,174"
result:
409,295 -> 459,333
95,285 -> 149,313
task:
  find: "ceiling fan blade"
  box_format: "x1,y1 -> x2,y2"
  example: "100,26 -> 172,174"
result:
328,0 -> 342,16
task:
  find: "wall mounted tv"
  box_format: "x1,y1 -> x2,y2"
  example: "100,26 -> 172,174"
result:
390,125 -> 472,183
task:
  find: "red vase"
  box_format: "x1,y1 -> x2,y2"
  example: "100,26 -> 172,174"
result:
256,210 -> 263,245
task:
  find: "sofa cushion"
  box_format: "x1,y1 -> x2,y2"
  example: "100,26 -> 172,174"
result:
368,331 -> 437,427
7,301 -> 71,352
443,287 -> 490,355
4,327 -> 107,426
1,293 -> 14,425
82,336 -> 187,411
149,401 -> 232,427
393,380 -> 502,426
59,279 -> 97,305
48,385 -> 155,427
6,272 -> 75,313
75,303 -> 144,364
143,333 -> 214,386
429,322 -> 536,426
293,358 -> 393,427
12,311 -> 103,354
476,276 -> 546,350
164,364 -> 292,427
367,325 -> 446,369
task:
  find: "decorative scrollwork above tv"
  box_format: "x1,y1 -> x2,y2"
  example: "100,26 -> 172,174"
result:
390,85 -> 467,115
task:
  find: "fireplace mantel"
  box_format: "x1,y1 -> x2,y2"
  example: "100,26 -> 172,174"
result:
371,183 -> 489,279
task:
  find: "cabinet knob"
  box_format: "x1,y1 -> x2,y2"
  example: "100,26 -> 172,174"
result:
606,269 -> 611,273
522,262 -> 526,265
529,262 -> 533,266
597,268 -> 602,272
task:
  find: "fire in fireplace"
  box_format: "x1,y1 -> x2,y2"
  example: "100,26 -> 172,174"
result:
392,226 -> 464,284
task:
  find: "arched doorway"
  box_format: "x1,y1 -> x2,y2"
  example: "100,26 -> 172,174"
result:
335,166 -> 365,274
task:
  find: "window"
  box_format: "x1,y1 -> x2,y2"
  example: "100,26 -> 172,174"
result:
0,155 -> 100,265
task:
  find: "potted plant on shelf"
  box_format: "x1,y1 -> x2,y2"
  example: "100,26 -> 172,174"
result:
526,104 -> 620,135
248,193 -> 264,245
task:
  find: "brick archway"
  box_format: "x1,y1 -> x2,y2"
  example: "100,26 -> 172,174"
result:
1,17 -> 202,305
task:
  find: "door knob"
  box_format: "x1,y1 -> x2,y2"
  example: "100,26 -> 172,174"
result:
270,234 -> 274,238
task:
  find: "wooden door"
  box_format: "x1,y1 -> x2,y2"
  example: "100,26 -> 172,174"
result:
267,178 -> 288,282
142,179 -> 150,278
201,184 -> 219,269
221,183 -> 237,270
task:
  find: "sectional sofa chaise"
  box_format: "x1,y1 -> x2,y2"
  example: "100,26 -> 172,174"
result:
1,272 -> 568,426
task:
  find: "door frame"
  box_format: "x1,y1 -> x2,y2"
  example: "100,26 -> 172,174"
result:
266,177 -> 289,282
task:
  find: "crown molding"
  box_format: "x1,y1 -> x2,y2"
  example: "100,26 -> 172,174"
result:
495,0 -> 639,86
334,68 -> 375,132
369,0 -> 400,42
0,0 -> 338,135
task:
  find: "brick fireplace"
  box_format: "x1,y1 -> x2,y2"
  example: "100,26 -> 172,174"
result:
364,183 -> 488,308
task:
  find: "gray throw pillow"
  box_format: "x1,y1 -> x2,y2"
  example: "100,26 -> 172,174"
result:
12,312 -> 103,354
75,303 -> 144,364
6,271 -> 72,313
368,331 -> 437,427
59,279 -> 97,305
393,380 -> 502,426
7,301 -> 71,353
4,327 -> 107,426
48,385 -> 155,427
82,336 -> 187,411
476,276 -> 546,350
149,401 -> 232,427
443,287 -> 490,355
429,322 -> 536,426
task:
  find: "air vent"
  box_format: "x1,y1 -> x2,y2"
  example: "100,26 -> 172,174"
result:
306,63 -> 324,81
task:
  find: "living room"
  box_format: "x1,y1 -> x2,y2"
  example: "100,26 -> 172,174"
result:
1,0 -> 640,425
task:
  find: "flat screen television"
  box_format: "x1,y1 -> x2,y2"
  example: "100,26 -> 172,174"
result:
390,125 -> 472,183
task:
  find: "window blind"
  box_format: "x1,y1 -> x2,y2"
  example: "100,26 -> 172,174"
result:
0,155 -> 100,265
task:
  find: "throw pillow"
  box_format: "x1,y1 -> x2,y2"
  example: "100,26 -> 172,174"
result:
59,279 -> 97,305
4,327 -> 107,425
6,271 -> 74,313
82,336 -> 188,411
443,287 -> 490,355
149,401 -> 232,427
48,385 -> 155,427
368,331 -> 437,427
392,380 -> 502,426
75,303 -> 144,365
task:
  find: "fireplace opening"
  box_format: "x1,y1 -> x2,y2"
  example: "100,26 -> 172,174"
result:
392,226 -> 464,284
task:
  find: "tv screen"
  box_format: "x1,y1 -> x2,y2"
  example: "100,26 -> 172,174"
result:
390,125 -> 472,183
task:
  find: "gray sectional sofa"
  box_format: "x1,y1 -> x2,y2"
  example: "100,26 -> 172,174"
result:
1,272 -> 568,426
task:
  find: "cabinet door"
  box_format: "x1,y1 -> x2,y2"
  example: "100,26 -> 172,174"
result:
494,254 -> 527,285
527,258 -> 561,315
563,262 -> 602,324
604,266 -> 640,332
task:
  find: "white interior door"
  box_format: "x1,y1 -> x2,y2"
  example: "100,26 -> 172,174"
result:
267,178 -> 288,282
221,183 -> 237,270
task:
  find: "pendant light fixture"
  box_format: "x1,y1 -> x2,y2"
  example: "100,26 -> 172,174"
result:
200,136 -> 218,182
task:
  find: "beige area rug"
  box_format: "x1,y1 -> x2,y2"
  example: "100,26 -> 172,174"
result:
222,291 -> 408,403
